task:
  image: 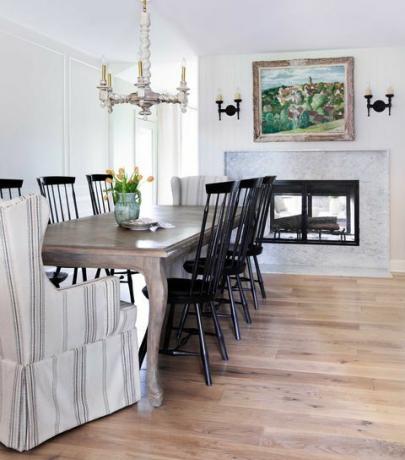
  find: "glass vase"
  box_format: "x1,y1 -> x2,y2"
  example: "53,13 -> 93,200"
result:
114,192 -> 141,226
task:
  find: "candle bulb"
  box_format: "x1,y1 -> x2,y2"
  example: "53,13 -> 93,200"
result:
101,64 -> 107,82
364,86 -> 372,97
235,88 -> 241,100
216,89 -> 223,103
181,58 -> 187,82
138,61 -> 143,78
386,85 -> 394,95
108,73 -> 112,87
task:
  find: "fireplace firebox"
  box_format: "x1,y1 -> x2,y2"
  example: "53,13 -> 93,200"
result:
263,180 -> 359,246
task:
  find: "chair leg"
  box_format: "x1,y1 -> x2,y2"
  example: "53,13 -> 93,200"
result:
236,274 -> 252,324
177,304 -> 190,339
95,268 -> 101,279
72,268 -> 78,285
162,304 -> 176,350
81,268 -> 87,282
127,270 -> 135,304
253,254 -> 266,298
247,257 -> 259,310
195,303 -> 212,386
210,301 -> 228,361
226,276 -> 241,340
138,329 -> 148,369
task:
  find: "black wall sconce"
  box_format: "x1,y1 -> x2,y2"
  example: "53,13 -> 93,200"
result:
364,86 -> 394,116
216,90 -> 242,120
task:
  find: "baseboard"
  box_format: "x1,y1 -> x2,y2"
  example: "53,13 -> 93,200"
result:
390,259 -> 405,273
260,264 -> 392,278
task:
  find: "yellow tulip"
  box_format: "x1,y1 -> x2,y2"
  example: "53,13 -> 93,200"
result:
134,166 -> 140,174
106,168 -> 114,176
118,167 -> 125,176
105,178 -> 113,184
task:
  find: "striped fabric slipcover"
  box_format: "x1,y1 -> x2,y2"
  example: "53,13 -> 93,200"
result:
171,176 -> 229,206
0,194 -> 141,452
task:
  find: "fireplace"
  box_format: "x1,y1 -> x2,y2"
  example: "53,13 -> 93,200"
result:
264,180 -> 359,246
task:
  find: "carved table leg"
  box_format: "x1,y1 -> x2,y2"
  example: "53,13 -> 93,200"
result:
142,257 -> 168,407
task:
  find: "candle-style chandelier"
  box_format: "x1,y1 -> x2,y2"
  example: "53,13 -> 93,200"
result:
98,0 -> 189,117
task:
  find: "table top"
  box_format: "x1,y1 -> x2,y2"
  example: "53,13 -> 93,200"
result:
43,206 -> 206,264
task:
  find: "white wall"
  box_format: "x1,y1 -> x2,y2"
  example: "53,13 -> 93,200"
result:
199,48 -> 405,270
0,17 -> 133,216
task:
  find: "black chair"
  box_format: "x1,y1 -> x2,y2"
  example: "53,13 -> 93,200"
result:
183,177 -> 263,341
0,179 -> 24,200
37,176 -> 86,285
238,176 -> 276,309
142,180 -> 240,385
86,174 -> 136,304
0,179 -> 23,199
87,174 -> 114,215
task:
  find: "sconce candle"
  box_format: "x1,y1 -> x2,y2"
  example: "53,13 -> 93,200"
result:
216,92 -> 242,121
364,87 -> 394,116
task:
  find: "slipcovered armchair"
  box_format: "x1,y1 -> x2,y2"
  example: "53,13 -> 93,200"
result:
171,175 -> 229,206
0,194 -> 141,452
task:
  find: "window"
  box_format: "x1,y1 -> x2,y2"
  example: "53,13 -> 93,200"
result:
135,118 -> 157,209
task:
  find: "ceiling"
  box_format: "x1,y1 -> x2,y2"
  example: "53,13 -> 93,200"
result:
1,0 -> 405,62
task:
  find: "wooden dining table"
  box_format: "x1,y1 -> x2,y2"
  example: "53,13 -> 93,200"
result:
42,206 -> 207,408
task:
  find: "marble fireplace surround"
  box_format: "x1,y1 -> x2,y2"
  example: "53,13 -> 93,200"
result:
225,150 -> 390,277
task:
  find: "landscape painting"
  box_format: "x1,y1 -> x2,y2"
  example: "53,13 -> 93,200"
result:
253,57 -> 354,142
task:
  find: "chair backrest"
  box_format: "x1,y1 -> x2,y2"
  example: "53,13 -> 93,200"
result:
0,194 -> 50,364
190,180 -> 240,298
0,179 -> 23,200
252,176 -> 276,246
37,176 -> 79,223
171,175 -> 229,206
229,178 -> 263,267
86,174 -> 114,215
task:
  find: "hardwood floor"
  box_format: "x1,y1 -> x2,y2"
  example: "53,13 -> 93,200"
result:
3,273 -> 405,459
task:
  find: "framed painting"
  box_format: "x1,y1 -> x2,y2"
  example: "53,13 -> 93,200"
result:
253,57 -> 354,142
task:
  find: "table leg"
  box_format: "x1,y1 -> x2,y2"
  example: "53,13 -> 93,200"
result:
142,257 -> 168,407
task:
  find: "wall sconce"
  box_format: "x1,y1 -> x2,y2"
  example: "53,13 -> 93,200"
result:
216,90 -> 242,120
364,86 -> 394,116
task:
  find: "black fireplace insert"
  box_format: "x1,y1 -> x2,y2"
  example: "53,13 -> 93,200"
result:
263,180 -> 359,246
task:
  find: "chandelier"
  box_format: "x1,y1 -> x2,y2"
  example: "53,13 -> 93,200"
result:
98,0 -> 189,117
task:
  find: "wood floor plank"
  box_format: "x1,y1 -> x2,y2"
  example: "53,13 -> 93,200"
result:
2,273 -> 405,459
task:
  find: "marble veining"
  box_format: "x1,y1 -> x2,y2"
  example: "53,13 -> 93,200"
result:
225,150 -> 390,275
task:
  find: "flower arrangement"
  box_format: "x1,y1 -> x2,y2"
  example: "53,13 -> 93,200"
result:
105,167 -> 154,205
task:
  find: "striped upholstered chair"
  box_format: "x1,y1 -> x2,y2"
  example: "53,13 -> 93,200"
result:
0,194 -> 141,452
171,175 -> 229,206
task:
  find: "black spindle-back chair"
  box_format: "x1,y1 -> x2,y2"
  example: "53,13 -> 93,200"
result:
37,176 -> 86,285
223,177 -> 263,333
86,174 -> 114,215
0,179 -> 23,199
182,178 -> 263,340
143,180 -> 240,385
86,174 -> 136,303
37,176 -> 79,224
246,176 -> 276,302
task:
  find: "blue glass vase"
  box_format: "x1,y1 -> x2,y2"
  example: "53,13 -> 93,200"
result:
114,193 -> 141,226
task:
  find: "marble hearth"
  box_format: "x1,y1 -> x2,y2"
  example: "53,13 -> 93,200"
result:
225,150 -> 390,277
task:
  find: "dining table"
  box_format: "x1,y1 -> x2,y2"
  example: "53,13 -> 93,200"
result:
42,205 -> 208,408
